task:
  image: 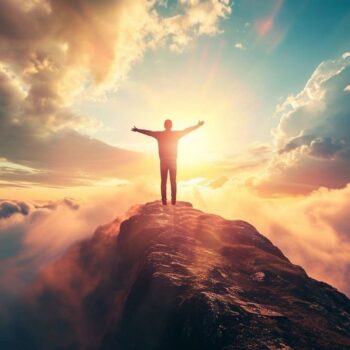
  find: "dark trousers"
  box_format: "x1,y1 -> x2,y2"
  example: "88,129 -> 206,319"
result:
160,158 -> 177,201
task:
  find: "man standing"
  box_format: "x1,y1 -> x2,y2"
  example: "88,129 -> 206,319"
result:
132,119 -> 204,205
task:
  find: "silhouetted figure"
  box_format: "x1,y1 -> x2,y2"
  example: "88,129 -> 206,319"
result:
132,119 -> 204,205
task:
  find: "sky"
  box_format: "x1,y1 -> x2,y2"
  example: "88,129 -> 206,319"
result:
0,0 -> 350,298
77,0 -> 350,152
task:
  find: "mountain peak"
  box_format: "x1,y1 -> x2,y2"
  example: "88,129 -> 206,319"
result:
4,201 -> 350,350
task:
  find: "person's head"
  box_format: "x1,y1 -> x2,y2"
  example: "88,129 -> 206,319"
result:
164,119 -> 172,130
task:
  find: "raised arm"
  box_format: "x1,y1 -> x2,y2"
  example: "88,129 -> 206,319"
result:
131,126 -> 157,138
177,120 -> 204,138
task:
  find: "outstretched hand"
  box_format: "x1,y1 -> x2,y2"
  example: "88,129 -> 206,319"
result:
131,126 -> 138,132
198,120 -> 205,127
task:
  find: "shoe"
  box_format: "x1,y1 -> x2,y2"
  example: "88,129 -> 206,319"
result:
162,198 -> 167,205
171,198 -> 176,205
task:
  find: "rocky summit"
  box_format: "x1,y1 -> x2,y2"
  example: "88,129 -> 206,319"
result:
3,201 -> 350,350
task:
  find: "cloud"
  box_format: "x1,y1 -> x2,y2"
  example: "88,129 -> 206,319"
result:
0,181 -> 157,296
0,200 -> 30,219
254,52 -> 350,195
2,176 -> 349,300
166,0 -> 231,51
183,180 -> 350,297
0,173 -> 349,330
213,143 -> 271,176
34,198 -> 80,211
0,0 -> 231,186
0,198 -> 81,261
0,50 -> 143,186
0,0 -> 231,110
234,42 -> 244,49
207,175 -> 228,188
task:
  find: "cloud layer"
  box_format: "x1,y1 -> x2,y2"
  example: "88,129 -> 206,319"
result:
1,175 -> 350,299
0,183 -> 155,295
185,180 -> 350,297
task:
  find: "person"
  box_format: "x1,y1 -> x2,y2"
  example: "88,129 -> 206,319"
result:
132,119 -> 204,205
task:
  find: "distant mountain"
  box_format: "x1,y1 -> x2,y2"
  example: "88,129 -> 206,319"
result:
2,201 -> 350,349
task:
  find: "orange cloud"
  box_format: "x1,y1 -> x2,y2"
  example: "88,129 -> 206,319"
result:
184,181 -> 350,297
0,0 -> 231,187
0,174 -> 349,318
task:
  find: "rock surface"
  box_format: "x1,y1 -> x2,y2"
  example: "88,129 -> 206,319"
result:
3,201 -> 350,349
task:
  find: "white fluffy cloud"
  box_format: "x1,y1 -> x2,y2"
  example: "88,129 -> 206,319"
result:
254,52 -> 350,194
